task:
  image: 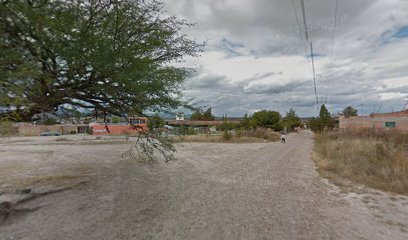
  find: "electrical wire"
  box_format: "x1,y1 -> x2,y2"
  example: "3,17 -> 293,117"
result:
291,0 -> 303,41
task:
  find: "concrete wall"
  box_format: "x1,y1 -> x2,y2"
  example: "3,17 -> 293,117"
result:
16,124 -> 88,136
339,110 -> 408,132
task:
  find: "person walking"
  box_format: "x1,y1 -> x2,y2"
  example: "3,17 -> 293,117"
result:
281,133 -> 286,143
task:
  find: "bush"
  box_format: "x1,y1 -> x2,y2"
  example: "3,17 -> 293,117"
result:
222,130 -> 232,141
148,114 -> 165,131
217,121 -> 239,131
111,116 -> 120,123
0,120 -> 18,137
235,129 -> 243,138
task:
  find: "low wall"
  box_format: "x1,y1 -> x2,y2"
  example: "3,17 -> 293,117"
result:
16,124 -> 89,136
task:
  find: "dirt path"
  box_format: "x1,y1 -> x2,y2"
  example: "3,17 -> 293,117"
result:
0,132 -> 407,239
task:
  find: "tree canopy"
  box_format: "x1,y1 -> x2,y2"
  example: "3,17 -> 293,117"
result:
283,108 -> 301,130
0,0 -> 201,121
342,106 -> 358,117
252,110 -> 282,130
190,107 -> 215,121
309,104 -> 334,132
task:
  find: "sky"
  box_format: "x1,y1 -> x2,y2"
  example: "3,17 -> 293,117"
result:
163,0 -> 408,117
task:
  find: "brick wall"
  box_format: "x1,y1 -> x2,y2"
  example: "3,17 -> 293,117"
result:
16,124 -> 86,136
339,110 -> 408,132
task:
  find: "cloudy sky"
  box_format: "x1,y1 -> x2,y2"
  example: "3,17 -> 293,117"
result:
163,0 -> 408,117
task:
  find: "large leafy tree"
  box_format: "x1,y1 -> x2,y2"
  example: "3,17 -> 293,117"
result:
0,0 -> 201,121
252,110 -> 282,130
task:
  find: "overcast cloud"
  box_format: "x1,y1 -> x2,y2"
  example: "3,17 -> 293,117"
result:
164,0 -> 408,117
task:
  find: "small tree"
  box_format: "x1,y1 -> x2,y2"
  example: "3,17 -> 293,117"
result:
283,108 -> 301,131
343,106 -> 358,117
319,104 -> 334,130
190,107 -> 215,121
308,117 -> 322,133
240,113 -> 257,130
203,107 -> 215,121
190,110 -> 204,120
309,104 -> 334,132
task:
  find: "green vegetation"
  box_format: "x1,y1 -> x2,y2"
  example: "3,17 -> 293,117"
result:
190,107 -> 215,121
309,104 -> 334,132
0,120 -> 17,137
43,118 -> 59,125
0,0 -> 201,121
240,114 -> 257,130
282,108 -> 302,131
147,115 -> 165,131
313,131 -> 408,194
342,106 -> 358,117
1,0 -> 202,161
176,129 -> 280,143
222,130 -> 233,141
111,117 -> 120,124
252,110 -> 282,130
217,121 -> 240,131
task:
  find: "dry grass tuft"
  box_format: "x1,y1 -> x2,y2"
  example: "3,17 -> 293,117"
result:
313,131 -> 408,194
55,137 -> 70,141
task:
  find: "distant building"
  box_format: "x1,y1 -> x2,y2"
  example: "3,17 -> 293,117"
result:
339,110 -> 408,132
176,112 -> 184,121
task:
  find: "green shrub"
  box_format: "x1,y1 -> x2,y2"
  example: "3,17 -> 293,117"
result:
217,121 -> 239,131
222,130 -> 232,141
0,120 -> 17,137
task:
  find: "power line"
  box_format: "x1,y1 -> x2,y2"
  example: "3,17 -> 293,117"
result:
310,42 -> 319,112
300,0 -> 309,43
330,0 -> 339,57
324,0 -> 340,98
291,0 -> 302,40
300,0 -> 319,112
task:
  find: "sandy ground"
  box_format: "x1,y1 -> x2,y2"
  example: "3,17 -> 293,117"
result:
0,131 -> 407,240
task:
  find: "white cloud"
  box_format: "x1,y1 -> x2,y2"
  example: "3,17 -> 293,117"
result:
164,0 -> 408,116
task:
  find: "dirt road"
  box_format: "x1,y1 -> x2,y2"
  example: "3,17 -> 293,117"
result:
0,132 -> 407,239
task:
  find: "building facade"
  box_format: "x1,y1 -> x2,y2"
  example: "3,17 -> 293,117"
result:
339,110 -> 408,132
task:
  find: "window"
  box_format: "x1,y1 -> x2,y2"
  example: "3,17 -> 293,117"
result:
130,119 -> 140,125
130,119 -> 146,125
384,122 -> 396,128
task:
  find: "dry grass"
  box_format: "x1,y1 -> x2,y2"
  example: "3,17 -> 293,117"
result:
174,129 -> 280,143
55,137 -> 70,141
313,130 -> 408,194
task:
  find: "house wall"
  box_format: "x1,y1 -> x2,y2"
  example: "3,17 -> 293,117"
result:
16,124 -> 86,136
339,110 -> 408,132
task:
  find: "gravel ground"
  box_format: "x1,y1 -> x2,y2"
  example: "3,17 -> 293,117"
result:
0,131 -> 407,239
